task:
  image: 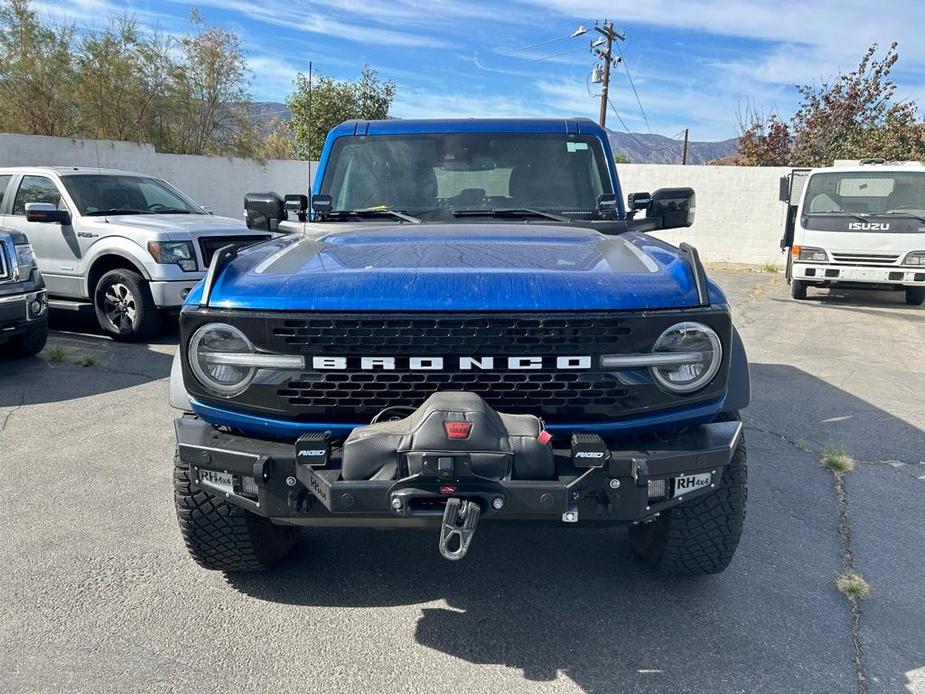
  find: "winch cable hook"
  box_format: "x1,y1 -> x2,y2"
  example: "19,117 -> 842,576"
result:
438,498 -> 481,561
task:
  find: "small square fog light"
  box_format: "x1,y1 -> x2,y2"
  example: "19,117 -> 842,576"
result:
240,475 -> 259,495
647,479 -> 667,500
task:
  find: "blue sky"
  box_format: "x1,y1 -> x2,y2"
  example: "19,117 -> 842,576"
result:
34,0 -> 925,141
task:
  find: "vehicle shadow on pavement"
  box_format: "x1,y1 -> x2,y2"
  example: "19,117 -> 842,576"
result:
225,364 -> 924,693
0,311 -> 175,407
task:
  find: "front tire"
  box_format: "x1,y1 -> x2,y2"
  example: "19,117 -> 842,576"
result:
174,453 -> 299,571
629,431 -> 747,576
0,320 -> 48,358
790,279 -> 808,300
905,286 -> 925,306
93,269 -> 161,341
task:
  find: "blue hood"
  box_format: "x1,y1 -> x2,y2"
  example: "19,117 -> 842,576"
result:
187,223 -> 722,311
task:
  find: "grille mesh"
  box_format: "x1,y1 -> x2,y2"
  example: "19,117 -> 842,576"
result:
271,315 -> 632,355
277,371 -> 632,419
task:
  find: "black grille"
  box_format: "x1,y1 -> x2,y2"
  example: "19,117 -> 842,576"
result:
182,309 -> 732,425
271,315 -> 632,355
199,235 -> 270,266
277,371 -> 632,419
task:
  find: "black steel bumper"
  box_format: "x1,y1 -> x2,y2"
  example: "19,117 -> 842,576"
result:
175,414 -> 743,527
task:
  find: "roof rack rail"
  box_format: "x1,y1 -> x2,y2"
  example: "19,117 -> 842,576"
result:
199,244 -> 238,307
679,242 -> 710,307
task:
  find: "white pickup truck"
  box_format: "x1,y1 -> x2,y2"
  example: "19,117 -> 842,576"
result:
780,159 -> 925,305
0,167 -> 273,339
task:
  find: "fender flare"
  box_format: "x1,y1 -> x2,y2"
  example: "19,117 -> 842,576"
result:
724,327 -> 751,412
168,348 -> 193,412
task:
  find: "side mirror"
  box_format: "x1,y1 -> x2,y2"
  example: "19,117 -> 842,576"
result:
646,187 -> 695,229
25,202 -> 71,225
244,192 -> 286,231
596,193 -> 617,216
311,194 -> 333,214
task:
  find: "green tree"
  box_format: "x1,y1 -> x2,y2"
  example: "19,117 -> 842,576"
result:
0,0 -> 78,135
74,18 -> 172,142
613,151 -> 630,164
737,43 -> 925,166
287,65 -> 396,160
258,118 -> 296,160
166,10 -> 259,157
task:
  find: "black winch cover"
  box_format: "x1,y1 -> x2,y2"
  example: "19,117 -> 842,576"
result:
341,392 -> 555,481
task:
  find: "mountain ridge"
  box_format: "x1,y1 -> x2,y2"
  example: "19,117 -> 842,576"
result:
250,102 -> 738,164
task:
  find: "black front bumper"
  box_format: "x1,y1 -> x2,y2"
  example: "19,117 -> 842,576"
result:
0,287 -> 47,341
175,415 -> 742,527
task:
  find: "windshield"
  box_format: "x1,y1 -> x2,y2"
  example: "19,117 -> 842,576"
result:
318,133 -> 613,221
61,175 -> 204,216
803,171 -> 925,218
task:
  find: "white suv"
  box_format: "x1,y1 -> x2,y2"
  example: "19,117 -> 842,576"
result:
0,167 -> 274,339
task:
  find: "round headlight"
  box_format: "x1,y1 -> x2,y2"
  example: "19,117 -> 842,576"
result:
651,322 -> 722,394
188,323 -> 255,396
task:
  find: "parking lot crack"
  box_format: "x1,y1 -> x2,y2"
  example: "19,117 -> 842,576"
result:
0,391 -> 26,438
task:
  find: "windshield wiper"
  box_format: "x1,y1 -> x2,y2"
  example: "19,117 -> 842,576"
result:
881,211 -> 925,223
322,209 -> 423,224
152,208 -> 192,214
84,208 -> 153,216
805,212 -> 872,223
452,208 -> 570,223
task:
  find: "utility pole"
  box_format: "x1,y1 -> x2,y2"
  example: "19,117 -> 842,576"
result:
592,21 -> 625,128
682,128 -> 689,165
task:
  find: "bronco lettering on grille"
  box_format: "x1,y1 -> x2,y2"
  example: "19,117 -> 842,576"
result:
310,356 -> 592,371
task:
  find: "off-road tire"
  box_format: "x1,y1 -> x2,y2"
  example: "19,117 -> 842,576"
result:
93,268 -> 161,341
905,286 -> 925,306
629,427 -> 747,576
174,452 -> 299,571
790,279 -> 808,300
0,320 -> 48,358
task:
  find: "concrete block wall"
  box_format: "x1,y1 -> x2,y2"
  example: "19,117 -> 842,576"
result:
618,163 -> 792,265
1,134 -> 792,264
0,134 -> 313,222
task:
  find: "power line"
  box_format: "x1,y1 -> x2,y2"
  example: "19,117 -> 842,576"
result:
615,42 -> 652,135
607,97 -> 682,153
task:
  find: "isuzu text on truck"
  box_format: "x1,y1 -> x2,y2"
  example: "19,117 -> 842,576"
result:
169,119 -> 751,574
780,159 -> 925,305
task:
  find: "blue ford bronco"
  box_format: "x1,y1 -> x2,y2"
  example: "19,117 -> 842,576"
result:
169,118 -> 750,573
0,227 -> 48,358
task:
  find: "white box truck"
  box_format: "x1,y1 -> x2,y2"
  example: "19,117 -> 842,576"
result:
779,159 -> 925,305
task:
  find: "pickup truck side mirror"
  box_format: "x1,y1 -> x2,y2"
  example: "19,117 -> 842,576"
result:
25,202 -> 71,226
244,192 -> 286,231
646,187 -> 695,229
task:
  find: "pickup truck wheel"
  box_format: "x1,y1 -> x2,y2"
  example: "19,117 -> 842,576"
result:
174,453 -> 299,572
0,321 -> 48,358
93,269 -> 161,341
790,279 -> 808,300
905,286 -> 925,306
628,432 -> 747,576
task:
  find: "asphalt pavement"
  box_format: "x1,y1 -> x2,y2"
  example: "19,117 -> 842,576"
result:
1,270 -> 922,694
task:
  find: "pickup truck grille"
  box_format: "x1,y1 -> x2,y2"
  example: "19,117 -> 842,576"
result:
182,310 -> 732,425
0,246 -> 8,282
199,235 -> 270,267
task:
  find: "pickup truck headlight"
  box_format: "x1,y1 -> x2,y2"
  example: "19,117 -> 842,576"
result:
148,241 -> 198,272
903,251 -> 925,266
14,243 -> 37,274
793,246 -> 828,262
649,322 -> 723,394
